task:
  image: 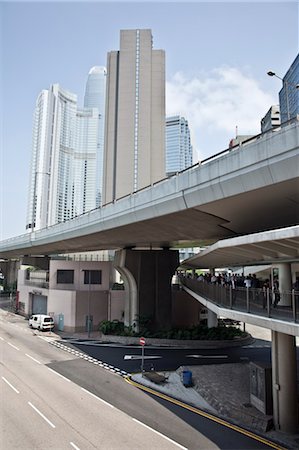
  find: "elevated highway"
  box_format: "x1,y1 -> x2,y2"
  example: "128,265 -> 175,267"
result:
0,119 -> 298,259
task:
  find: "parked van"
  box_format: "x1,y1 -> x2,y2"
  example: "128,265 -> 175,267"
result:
29,314 -> 54,331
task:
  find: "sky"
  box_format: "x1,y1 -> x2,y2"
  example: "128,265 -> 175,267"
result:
0,1 -> 298,240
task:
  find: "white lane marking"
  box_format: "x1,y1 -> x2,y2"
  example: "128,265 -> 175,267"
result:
0,336 -> 4,341
25,353 -> 42,365
124,355 -> 162,360
70,442 -> 81,450
186,354 -> 228,359
7,342 -> 20,351
28,402 -> 56,428
132,418 -> 188,449
47,367 -> 71,382
2,376 -> 20,394
81,387 -> 114,409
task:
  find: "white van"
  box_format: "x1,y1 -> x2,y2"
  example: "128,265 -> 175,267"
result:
29,314 -> 54,331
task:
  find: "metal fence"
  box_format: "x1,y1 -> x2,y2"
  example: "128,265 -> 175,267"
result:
181,278 -> 299,323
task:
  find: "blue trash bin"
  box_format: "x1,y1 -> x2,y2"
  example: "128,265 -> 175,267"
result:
182,370 -> 192,387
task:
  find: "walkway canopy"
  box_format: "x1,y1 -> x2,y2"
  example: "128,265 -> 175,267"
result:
181,225 -> 299,269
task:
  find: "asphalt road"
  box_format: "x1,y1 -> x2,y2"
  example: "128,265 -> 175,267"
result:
64,339 -> 272,374
0,311 -> 282,450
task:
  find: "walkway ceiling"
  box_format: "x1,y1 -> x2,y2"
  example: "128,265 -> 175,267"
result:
181,226 -> 299,269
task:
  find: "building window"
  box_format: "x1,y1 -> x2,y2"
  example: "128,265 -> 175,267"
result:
57,270 -> 74,284
83,270 -> 102,285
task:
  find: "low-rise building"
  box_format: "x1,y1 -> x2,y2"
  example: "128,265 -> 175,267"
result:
17,259 -> 125,332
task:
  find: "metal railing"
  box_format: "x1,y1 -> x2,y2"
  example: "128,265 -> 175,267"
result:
181,278 -> 299,323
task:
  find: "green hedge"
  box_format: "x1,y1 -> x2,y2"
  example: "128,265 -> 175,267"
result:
99,320 -> 245,340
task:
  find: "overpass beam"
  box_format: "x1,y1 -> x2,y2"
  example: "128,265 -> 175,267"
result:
114,249 -> 179,331
271,330 -> 298,433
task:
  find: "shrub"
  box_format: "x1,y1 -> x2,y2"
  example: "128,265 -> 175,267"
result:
99,320 -> 246,340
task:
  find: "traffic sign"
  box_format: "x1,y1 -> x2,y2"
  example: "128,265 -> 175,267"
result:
139,337 -> 146,346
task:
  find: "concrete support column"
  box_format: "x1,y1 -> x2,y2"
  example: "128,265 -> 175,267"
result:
114,249 -> 179,331
272,263 -> 292,306
207,310 -> 218,328
271,330 -> 298,433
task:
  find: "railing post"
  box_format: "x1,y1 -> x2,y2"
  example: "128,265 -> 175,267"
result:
246,287 -> 250,312
267,287 -> 270,317
292,289 -> 296,322
229,285 -> 232,309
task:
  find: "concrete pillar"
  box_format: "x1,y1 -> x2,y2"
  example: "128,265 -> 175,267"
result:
113,249 -> 179,331
275,263 -> 292,306
271,330 -> 298,433
207,310 -> 218,328
0,259 -> 20,290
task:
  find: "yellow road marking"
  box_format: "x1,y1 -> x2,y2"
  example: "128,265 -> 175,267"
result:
124,376 -> 286,450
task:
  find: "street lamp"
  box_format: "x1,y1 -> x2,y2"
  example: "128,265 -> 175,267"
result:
267,71 -> 299,122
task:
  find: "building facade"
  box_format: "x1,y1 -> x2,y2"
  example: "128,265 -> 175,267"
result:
166,115 -> 193,176
279,53 -> 299,123
261,105 -> 281,133
84,66 -> 107,207
102,29 -> 166,204
27,68 -> 106,231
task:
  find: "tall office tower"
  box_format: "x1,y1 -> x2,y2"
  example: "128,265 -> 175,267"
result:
165,116 -> 193,176
103,29 -> 166,204
26,82 -> 100,231
279,53 -> 299,123
84,66 -> 107,206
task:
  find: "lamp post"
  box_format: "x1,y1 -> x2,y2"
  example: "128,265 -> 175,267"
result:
267,71 -> 299,122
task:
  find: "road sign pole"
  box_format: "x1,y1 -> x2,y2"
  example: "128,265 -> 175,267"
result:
141,344 -> 145,375
140,337 -> 145,375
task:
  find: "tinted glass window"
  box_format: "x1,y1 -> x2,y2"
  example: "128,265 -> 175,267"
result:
57,270 -> 74,284
83,270 -> 102,285
44,318 -> 53,323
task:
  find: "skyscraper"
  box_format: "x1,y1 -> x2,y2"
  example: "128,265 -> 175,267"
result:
102,29 -> 166,204
26,71 -> 104,231
84,66 -> 107,207
279,53 -> 299,123
165,115 -> 193,176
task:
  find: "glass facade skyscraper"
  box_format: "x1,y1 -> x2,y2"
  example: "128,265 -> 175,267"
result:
84,66 -> 107,207
279,53 -> 299,123
166,116 -> 193,176
27,67 -> 106,231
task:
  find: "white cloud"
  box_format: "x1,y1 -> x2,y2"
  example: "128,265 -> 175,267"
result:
166,66 -> 277,160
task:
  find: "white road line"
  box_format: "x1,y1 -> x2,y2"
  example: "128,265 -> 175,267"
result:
28,402 -> 56,428
70,442 -> 81,450
2,376 -> 20,394
81,387 -> 114,408
47,367 -> 71,382
186,354 -> 228,359
25,353 -> 42,365
124,355 -> 162,360
0,336 -> 4,341
132,418 -> 188,449
7,342 -> 20,350
7,342 -> 19,351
